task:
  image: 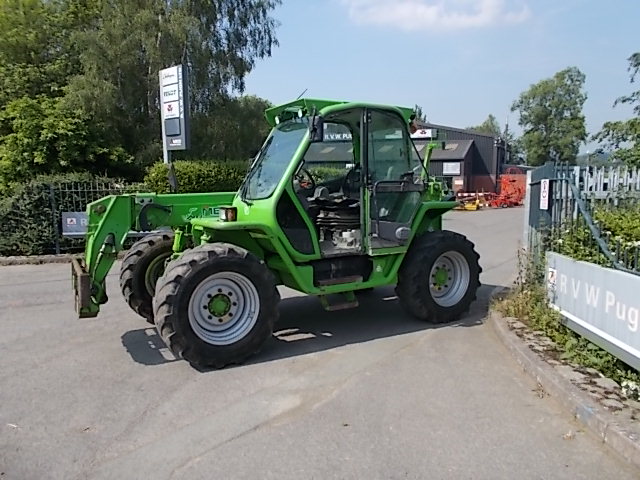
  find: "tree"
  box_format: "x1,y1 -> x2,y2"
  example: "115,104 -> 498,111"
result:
65,0 -> 281,168
0,1 -> 131,191
0,96 -> 132,192
0,0 -> 66,106
593,53 -> 640,167
511,67 -> 587,166
0,0 -> 101,107
0,0 -> 281,189
503,126 -> 524,165
414,104 -> 427,122
465,114 -> 524,164
189,95 -> 273,161
467,114 -> 501,137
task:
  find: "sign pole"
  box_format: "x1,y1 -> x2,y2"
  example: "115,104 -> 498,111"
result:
159,64 -> 190,193
159,98 -> 175,191
161,131 -> 171,165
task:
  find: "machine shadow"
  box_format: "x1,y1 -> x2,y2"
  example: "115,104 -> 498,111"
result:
121,327 -> 179,366
121,284 -> 499,368
251,283 -> 496,366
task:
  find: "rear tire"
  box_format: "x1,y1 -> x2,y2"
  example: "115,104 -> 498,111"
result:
119,232 -> 175,324
396,230 -> 481,323
153,243 -> 279,369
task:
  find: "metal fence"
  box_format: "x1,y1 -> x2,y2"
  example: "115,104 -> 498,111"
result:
51,181 -> 142,254
525,163 -> 640,276
523,163 -> 640,371
0,180 -> 142,256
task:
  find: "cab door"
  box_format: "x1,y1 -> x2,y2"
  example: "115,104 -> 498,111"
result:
363,108 -> 424,251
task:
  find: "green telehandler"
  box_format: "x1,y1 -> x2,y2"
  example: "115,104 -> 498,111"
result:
72,98 -> 481,368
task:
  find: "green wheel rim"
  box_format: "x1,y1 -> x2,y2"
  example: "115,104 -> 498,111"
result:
144,253 -> 171,296
429,251 -> 471,308
188,271 -> 260,346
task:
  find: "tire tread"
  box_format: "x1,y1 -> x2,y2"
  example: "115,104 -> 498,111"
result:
153,243 -> 279,369
396,230 -> 481,323
119,232 -> 174,323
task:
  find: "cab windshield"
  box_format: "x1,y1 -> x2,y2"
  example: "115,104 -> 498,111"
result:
241,119 -> 309,201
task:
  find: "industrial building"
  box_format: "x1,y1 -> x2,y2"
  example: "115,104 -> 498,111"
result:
412,123 -> 507,193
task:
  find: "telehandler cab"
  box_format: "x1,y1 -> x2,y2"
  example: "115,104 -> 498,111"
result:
72,99 -> 481,368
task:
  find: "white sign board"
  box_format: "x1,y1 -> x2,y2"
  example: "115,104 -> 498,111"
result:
161,84 -> 180,103
411,128 -> 437,139
160,66 -> 179,86
442,162 -> 461,176
159,65 -> 189,155
547,252 -> 640,370
540,178 -> 550,210
163,101 -> 180,119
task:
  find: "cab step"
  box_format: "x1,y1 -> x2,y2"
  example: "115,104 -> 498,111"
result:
319,291 -> 359,311
316,275 -> 363,287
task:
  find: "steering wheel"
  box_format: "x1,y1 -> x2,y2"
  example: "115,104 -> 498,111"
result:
294,168 -> 316,193
342,164 -> 361,196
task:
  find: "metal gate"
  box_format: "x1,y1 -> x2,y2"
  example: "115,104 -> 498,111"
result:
524,162 -> 640,275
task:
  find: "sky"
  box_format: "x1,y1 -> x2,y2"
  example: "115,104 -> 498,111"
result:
244,0 -> 640,153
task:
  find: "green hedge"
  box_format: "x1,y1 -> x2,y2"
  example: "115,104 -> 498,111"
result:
497,285 -> 639,388
308,167 -> 345,184
552,204 -> 640,268
144,162 -> 346,194
0,160 -> 248,256
593,205 -> 640,242
0,173 -> 133,256
144,160 -> 248,194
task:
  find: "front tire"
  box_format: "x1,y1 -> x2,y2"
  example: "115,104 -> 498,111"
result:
396,231 -> 481,323
153,243 -> 279,369
119,232 -> 175,324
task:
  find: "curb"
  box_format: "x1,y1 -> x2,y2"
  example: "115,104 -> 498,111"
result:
0,251 -> 127,267
0,254 -> 77,266
487,306 -> 640,471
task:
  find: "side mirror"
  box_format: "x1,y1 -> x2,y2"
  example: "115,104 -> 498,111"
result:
310,116 -> 324,142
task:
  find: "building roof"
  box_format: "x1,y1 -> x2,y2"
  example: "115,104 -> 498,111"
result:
417,121 -> 498,140
415,139 -> 474,161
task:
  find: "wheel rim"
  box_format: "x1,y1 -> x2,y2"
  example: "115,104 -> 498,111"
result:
188,272 -> 260,346
144,253 -> 171,296
429,251 -> 470,308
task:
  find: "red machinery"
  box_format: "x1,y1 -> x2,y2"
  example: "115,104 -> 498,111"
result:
488,167 -> 525,208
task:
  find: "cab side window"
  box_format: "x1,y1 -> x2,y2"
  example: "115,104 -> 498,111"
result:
367,110 -> 419,183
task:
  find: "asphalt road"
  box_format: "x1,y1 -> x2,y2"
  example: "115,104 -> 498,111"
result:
1,208 -> 638,479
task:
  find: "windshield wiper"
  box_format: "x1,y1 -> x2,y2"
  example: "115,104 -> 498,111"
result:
239,178 -> 251,205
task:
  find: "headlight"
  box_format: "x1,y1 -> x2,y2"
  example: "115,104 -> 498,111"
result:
219,207 -> 237,222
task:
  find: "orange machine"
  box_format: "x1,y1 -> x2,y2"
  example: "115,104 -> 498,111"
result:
489,168 -> 526,207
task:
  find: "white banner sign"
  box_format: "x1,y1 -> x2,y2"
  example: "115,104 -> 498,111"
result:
547,252 -> 640,370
